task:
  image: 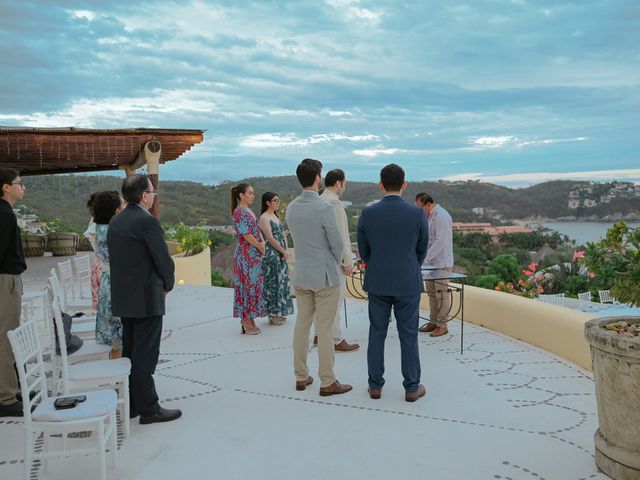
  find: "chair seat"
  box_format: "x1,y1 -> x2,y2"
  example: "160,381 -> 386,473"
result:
69,358 -> 131,382
71,322 -> 95,334
69,340 -> 112,359
67,298 -> 94,310
33,389 -> 117,422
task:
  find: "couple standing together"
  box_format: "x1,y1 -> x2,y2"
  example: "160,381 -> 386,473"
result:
287,160 -> 429,401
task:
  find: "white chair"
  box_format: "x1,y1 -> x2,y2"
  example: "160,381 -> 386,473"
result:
57,260 -> 93,312
8,320 -> 118,480
48,270 -> 96,340
599,289 -> 616,304
50,293 -> 132,439
72,254 -> 93,299
578,292 -> 592,303
538,293 -> 566,305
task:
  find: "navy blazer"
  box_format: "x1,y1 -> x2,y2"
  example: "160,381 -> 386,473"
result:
357,195 -> 429,296
108,204 -> 175,318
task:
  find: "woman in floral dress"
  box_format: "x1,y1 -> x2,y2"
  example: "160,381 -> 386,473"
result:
259,192 -> 293,325
231,183 -> 266,335
88,190 -> 126,358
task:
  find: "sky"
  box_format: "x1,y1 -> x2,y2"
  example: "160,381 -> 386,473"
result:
0,0 -> 639,186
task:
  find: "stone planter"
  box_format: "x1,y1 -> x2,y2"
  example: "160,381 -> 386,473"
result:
21,234 -> 47,257
76,236 -> 94,252
46,232 -> 79,257
584,317 -> 640,480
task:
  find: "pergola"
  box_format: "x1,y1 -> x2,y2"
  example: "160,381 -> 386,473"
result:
0,127 -> 205,217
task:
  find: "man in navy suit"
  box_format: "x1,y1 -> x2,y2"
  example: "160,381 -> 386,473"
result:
357,164 -> 429,402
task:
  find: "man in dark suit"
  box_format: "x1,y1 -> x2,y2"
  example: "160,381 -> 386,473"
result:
357,164 -> 429,402
108,174 -> 181,424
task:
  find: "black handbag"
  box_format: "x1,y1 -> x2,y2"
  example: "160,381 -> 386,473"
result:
53,311 -> 84,355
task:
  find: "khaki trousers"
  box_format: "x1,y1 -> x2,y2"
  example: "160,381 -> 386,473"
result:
313,272 -> 345,344
293,285 -> 340,388
0,274 -> 22,405
425,267 -> 452,328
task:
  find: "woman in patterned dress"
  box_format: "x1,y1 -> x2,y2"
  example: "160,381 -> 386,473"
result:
259,192 -> 293,325
231,183 -> 266,335
88,191 -> 126,358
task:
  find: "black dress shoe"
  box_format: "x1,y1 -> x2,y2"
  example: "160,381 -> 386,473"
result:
15,391 -> 36,403
139,406 -> 182,425
130,409 -> 140,419
0,401 -> 24,417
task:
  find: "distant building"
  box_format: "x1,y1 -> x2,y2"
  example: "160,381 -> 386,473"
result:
600,195 -> 611,203
452,223 -> 533,238
568,199 -> 580,209
472,207 -> 484,215
584,199 -> 597,208
569,190 -> 580,199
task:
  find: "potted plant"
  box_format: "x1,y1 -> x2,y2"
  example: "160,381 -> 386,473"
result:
44,217 -> 79,257
584,318 -> 640,479
20,230 -> 47,257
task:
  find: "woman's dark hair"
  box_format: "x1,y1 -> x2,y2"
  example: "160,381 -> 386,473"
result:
121,174 -> 150,204
380,163 -> 405,192
416,192 -> 435,205
260,192 -> 279,216
324,169 -> 345,187
89,191 -> 122,224
295,158 -> 322,188
230,183 -> 250,215
0,167 -> 19,196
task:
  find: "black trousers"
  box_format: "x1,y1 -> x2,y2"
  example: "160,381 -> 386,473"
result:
121,316 -> 162,415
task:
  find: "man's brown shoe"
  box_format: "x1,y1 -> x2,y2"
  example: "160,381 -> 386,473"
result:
319,381 -> 352,396
430,326 -> 448,337
296,376 -> 313,391
368,387 -> 381,399
312,336 -> 318,347
405,384 -> 426,402
335,340 -> 360,352
419,323 -> 437,333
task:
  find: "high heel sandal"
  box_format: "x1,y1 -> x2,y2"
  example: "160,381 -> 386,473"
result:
268,316 -> 286,326
241,321 -> 261,335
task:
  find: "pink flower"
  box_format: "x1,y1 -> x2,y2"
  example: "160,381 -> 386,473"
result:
495,286 -> 501,291
524,270 -> 532,278
572,251 -> 585,262
518,279 -> 525,286
588,271 -> 596,279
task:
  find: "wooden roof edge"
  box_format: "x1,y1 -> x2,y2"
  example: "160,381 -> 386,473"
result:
0,126 -> 206,136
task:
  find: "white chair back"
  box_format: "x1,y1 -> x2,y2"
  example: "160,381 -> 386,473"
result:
538,293 -> 566,305
578,292 -> 592,303
72,255 -> 92,299
599,289 -> 615,304
57,260 -> 77,308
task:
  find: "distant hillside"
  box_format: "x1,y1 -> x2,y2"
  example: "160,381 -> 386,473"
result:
16,175 -> 640,231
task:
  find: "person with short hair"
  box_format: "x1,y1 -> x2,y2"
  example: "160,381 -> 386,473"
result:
286,159 -> 352,396
108,174 -> 181,424
0,167 -> 26,417
415,192 -> 454,337
259,191 -> 293,326
357,164 -> 429,402
88,190 -> 126,358
231,183 -> 266,335
314,168 -> 359,352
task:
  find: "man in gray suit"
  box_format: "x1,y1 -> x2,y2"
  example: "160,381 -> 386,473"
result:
286,159 -> 352,396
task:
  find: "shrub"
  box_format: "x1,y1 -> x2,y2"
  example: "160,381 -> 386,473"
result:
475,274 -> 501,289
488,254 -> 520,284
165,221 -> 211,257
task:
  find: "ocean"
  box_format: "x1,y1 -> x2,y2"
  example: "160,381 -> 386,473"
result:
537,221 -> 640,245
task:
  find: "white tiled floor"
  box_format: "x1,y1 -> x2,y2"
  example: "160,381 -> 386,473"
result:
0,282 -> 609,480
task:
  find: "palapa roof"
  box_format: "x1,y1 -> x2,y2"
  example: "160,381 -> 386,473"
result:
0,127 -> 205,176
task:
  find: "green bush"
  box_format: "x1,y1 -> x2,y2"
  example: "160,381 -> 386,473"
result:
475,274 -> 501,289
165,220 -> 211,256
487,254 -> 520,284
211,269 -> 229,287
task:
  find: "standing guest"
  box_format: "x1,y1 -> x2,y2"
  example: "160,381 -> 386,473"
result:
415,193 -> 454,337
286,158 -> 352,396
314,169 -> 359,352
357,164 -> 429,402
259,192 -> 293,326
88,191 -> 126,358
109,174 -> 181,424
84,193 -> 99,310
231,183 -> 266,335
0,168 -> 26,417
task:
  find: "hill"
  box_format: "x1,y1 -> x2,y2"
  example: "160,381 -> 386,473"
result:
16,175 -> 640,231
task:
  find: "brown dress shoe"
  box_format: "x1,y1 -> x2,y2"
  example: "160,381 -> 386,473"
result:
368,387 -> 382,399
419,323 -> 437,333
335,340 -> 360,352
312,336 -> 318,347
430,326 -> 448,337
405,384 -> 426,402
319,381 -> 353,396
296,376 -> 313,391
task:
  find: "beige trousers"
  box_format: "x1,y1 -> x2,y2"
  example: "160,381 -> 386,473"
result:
313,272 -> 345,344
0,274 -> 22,405
425,267 -> 452,328
293,285 -> 340,388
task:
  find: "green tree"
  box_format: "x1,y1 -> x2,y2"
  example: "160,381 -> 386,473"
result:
475,274 -> 501,289
488,254 -> 520,284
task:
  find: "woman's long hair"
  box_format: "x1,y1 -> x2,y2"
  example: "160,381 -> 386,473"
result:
230,183 -> 250,215
260,191 -> 278,216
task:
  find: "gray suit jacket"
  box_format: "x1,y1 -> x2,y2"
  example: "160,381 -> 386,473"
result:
286,190 -> 343,289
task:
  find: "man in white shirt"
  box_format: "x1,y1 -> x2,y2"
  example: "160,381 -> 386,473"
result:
415,193 -> 454,337
314,169 -> 360,352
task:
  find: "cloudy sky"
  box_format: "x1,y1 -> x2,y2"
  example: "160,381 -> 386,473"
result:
1,0 -> 638,186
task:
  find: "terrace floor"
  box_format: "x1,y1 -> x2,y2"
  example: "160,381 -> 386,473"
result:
0,256 -> 610,480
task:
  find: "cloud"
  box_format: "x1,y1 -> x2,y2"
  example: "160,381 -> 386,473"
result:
241,132 -> 379,148
442,168 -> 640,186
469,135 -> 589,150
352,146 -> 404,157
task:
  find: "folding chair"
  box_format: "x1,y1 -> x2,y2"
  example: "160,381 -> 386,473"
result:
578,292 -> 592,303
72,254 -> 93,299
598,290 -> 616,304
8,320 -> 118,480
57,260 -> 93,312
48,269 -> 95,340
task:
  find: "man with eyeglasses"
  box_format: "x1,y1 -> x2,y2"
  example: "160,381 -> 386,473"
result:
0,168 -> 27,417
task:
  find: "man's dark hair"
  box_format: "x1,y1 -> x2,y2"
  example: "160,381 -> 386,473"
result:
0,168 -> 19,198
380,164 -> 405,192
415,192 -> 435,205
295,158 -> 323,188
324,169 -> 345,187
121,174 -> 150,204
89,191 -> 122,224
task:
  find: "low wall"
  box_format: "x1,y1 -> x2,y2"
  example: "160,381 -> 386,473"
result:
168,242 -> 212,286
